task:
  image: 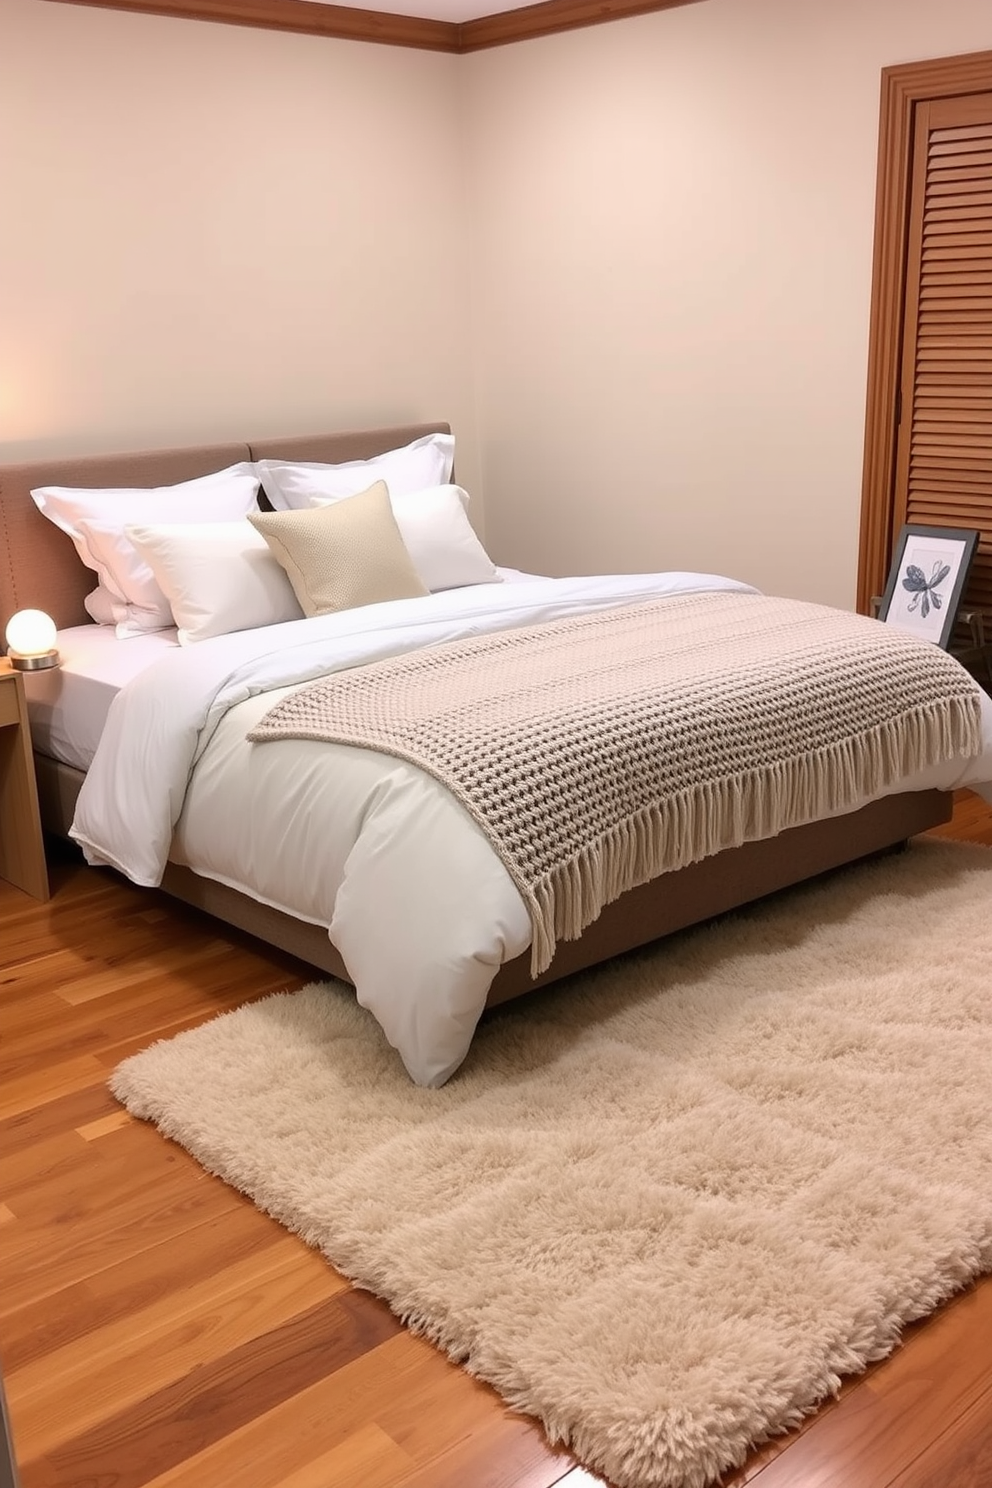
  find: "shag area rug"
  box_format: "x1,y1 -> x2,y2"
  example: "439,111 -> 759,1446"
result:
111,838 -> 992,1488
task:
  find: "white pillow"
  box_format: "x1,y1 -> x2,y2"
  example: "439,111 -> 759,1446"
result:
83,585 -> 118,626
31,465 -> 260,637
314,484 -> 501,593
124,521 -> 303,645
77,518 -> 184,636
255,433 -> 454,512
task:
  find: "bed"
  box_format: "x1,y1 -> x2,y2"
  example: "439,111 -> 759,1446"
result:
3,421 -> 992,1086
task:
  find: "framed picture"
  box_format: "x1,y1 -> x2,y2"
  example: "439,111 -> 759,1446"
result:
877,524 -> 980,649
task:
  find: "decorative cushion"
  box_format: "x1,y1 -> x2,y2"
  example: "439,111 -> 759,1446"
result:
315,485 -> 501,593
248,481 -> 428,617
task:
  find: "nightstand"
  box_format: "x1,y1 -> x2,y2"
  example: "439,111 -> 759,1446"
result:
0,659 -> 50,901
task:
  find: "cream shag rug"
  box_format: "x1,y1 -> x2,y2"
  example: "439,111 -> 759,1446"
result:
111,839 -> 992,1488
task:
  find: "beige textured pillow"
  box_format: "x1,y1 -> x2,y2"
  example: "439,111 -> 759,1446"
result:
247,480 -> 428,617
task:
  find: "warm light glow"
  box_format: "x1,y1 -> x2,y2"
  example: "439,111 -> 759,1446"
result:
5,608 -> 57,658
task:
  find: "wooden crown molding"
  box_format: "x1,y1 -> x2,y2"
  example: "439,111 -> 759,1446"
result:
43,0 -> 704,52
460,0 -> 700,52
43,0 -> 461,51
857,46 -> 992,614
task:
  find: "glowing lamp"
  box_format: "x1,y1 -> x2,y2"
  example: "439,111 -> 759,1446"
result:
5,609 -> 59,671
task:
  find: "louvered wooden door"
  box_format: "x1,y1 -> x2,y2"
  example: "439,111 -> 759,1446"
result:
892,93 -> 992,615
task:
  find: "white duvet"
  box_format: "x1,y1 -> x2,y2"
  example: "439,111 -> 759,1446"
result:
71,571 -> 992,1086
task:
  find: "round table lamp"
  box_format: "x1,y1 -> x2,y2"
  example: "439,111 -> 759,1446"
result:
5,609 -> 60,671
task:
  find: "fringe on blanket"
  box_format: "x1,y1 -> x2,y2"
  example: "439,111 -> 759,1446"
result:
523,695 -> 982,976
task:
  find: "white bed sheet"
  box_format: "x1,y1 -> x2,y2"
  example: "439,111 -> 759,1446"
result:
23,624 -> 179,770
23,570 -> 539,771
67,571 -> 992,1089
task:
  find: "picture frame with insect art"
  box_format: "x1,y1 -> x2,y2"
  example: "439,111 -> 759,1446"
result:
877,524 -> 980,650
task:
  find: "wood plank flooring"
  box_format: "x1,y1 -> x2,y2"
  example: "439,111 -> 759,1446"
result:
1,798 -> 991,1488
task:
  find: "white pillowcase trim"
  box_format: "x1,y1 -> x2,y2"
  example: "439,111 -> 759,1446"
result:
82,584 -> 118,627
31,465 -> 261,638
255,433 -> 455,512
77,517 -> 186,636
124,521 -> 303,645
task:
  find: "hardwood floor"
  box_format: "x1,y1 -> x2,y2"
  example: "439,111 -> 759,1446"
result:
2,798 -> 991,1488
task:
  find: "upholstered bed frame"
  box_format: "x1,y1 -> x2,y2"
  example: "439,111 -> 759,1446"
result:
0,422 -> 951,1005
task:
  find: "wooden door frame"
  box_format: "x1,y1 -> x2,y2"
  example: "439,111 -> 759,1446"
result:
858,47 -> 992,615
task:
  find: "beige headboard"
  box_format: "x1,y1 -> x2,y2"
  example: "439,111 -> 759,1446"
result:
0,422 -> 450,634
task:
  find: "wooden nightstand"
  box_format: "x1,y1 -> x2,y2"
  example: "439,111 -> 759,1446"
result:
0,659 -> 50,901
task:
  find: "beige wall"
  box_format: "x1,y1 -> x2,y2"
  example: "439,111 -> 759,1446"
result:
0,0 -> 478,487
4,0 -> 992,605
463,0 -> 992,604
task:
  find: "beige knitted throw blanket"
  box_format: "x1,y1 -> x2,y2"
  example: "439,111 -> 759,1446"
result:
248,591 -> 982,974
